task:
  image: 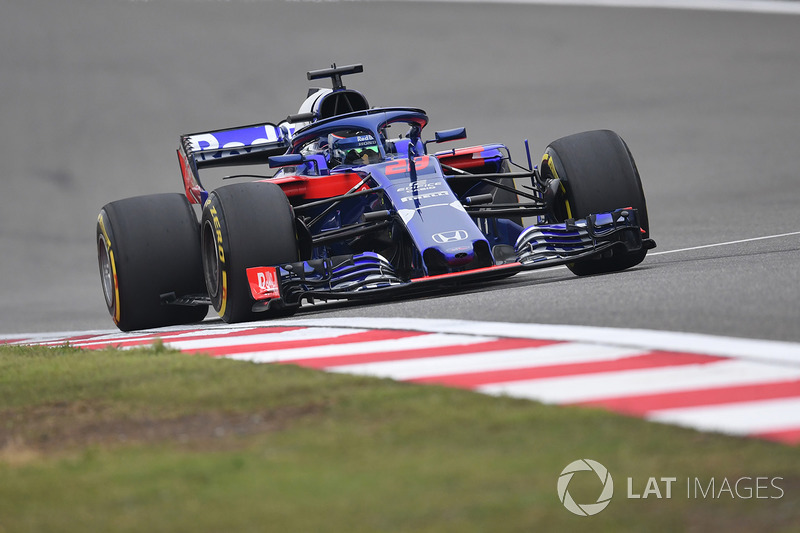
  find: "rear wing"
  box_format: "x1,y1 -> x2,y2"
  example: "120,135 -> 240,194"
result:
177,122 -> 291,204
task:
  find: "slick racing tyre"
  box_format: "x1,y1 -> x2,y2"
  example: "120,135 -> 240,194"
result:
201,182 -> 299,324
97,193 -> 208,331
541,130 -> 649,276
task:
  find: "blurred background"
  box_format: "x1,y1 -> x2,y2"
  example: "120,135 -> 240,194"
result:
2,0 -> 799,334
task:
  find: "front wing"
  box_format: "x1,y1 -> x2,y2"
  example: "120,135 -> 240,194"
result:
240,208 -> 655,313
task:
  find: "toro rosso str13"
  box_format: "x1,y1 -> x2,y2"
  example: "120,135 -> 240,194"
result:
97,64 -> 655,331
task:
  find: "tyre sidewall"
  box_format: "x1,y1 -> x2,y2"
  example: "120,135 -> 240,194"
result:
545,130 -> 648,238
542,130 -> 649,275
97,194 -> 208,331
201,182 -> 299,323
201,193 -> 232,320
97,209 -> 121,323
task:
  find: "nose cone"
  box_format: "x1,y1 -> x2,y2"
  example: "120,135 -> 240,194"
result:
423,242 -> 479,275
424,230 -> 476,270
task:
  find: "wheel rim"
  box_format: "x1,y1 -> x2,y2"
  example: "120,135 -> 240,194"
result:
97,235 -> 115,308
202,220 -> 220,298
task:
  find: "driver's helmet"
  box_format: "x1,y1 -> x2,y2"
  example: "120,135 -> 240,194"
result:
328,131 -> 380,165
300,135 -> 328,156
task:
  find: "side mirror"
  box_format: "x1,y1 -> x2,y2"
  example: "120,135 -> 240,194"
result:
433,127 -> 467,143
269,153 -> 306,168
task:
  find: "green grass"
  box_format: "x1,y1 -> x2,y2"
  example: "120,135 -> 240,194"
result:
0,344 -> 798,532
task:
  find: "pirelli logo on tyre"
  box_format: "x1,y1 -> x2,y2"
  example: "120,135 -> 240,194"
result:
204,201 -> 228,317
209,205 -> 225,265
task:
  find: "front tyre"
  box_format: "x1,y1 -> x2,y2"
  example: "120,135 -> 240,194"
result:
201,182 -> 299,324
541,130 -> 649,276
97,193 -> 208,331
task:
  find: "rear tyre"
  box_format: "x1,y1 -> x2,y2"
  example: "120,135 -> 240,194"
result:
201,182 -> 299,324
97,193 -> 208,331
541,129 -> 649,276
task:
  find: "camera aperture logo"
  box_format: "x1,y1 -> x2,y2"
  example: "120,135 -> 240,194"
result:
557,459 -> 614,516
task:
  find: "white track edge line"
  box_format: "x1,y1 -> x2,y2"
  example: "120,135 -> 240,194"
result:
383,0 -> 800,16
649,231 -> 800,256
272,317 -> 800,366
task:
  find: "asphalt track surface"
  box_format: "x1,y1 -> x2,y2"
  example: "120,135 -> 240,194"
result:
2,0 -> 800,344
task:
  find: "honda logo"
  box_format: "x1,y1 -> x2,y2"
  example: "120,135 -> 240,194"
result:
432,230 -> 469,244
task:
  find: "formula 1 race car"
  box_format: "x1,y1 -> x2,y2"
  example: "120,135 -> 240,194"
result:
97,63 -> 655,331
